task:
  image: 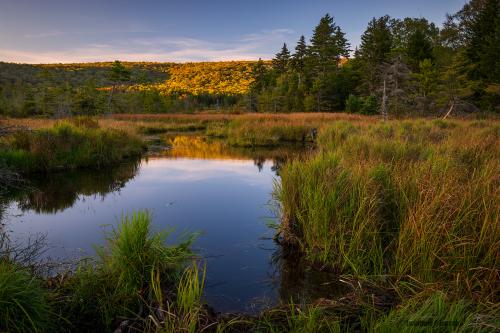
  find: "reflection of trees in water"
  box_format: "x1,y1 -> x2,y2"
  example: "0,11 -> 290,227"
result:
269,248 -> 348,305
166,135 -> 309,174
8,159 -> 140,214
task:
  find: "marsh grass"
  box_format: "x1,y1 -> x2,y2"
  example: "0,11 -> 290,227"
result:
138,122 -> 208,135
276,120 -> 500,303
0,121 -> 144,173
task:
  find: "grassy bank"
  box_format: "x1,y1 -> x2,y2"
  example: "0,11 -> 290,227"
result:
1,113 -> 372,145
275,119 -> 499,328
0,119 -> 144,173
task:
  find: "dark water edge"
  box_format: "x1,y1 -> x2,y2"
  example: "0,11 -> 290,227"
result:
1,136 -> 345,314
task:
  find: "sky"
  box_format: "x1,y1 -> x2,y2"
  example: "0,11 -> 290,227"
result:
0,0 -> 467,64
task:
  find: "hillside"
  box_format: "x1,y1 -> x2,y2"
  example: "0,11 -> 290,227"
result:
0,61 -> 258,95
153,61 -> 256,95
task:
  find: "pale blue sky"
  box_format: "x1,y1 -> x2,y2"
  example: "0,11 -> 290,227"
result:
0,0 -> 466,63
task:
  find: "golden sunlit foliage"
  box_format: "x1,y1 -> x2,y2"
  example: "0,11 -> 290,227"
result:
149,61 -> 257,96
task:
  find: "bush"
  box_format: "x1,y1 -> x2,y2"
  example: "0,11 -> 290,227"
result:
345,94 -> 364,113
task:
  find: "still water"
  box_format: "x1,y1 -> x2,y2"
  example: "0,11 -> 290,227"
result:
4,137 -> 338,313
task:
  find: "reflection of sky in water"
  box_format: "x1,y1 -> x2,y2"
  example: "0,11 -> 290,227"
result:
6,157 -> 279,313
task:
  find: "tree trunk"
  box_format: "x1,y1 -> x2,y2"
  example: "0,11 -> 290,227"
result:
107,84 -> 116,115
381,79 -> 388,121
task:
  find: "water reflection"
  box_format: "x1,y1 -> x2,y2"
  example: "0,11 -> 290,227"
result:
163,135 -> 309,174
7,160 -> 140,214
271,250 -> 348,306
3,136 -> 327,313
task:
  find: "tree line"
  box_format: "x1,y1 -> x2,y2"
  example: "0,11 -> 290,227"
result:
251,0 -> 499,115
0,0 -> 498,117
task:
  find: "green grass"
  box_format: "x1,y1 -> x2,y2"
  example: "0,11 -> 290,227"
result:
0,120 -> 145,173
53,211 -> 196,331
0,261 -> 54,333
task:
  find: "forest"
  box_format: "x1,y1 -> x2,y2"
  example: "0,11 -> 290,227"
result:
0,0 -> 498,117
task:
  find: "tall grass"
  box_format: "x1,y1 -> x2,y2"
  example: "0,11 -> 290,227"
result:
153,263 -> 207,333
56,211 -> 195,331
0,261 -> 54,333
0,120 -> 144,173
275,120 -> 500,302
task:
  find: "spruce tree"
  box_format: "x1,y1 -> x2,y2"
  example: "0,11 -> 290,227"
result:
466,0 -> 500,83
272,43 -> 291,74
307,14 -> 350,111
309,14 -> 350,74
406,27 -> 434,70
291,35 -> 308,72
357,16 -> 393,93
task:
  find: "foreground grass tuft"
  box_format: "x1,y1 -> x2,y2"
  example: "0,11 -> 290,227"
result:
54,211 -> 195,331
0,261 -> 54,333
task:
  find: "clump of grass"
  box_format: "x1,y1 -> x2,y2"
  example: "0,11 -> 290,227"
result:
154,263 -> 207,333
0,260 -> 54,333
0,121 -> 144,173
56,211 -> 195,331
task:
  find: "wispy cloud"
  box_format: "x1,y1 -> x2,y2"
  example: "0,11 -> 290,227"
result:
1,29 -> 296,63
24,30 -> 67,38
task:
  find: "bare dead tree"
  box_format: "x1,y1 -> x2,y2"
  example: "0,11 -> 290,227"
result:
378,55 -> 414,120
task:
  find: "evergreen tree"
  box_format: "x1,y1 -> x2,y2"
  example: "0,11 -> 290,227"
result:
307,14 -> 350,111
272,43 -> 291,74
357,16 -> 394,93
291,35 -> 308,73
308,14 -> 350,75
406,27 -> 434,70
107,60 -> 131,112
466,0 -> 500,83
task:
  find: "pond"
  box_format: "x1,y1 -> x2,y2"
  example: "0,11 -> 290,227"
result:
3,136 -> 343,313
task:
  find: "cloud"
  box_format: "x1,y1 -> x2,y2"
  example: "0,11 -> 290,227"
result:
1,29 -> 296,63
24,30 -> 67,38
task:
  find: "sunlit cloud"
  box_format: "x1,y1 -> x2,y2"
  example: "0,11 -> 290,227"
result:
0,29 -> 295,63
